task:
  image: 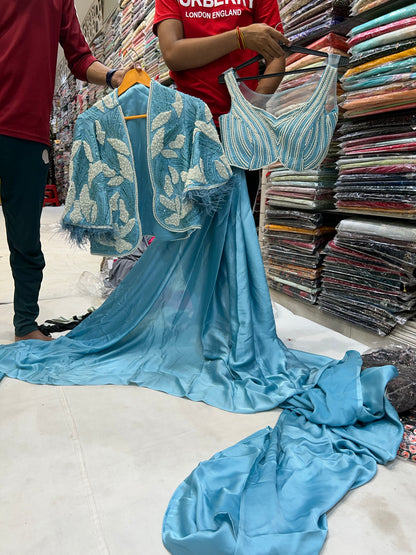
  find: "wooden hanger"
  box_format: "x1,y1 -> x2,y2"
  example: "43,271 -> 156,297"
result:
118,67 -> 151,120
218,44 -> 349,84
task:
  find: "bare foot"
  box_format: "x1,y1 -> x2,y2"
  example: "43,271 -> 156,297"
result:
15,330 -> 53,342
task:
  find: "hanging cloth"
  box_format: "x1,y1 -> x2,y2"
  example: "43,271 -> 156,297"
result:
219,53 -> 340,171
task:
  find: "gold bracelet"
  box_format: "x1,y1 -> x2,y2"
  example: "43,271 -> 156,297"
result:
239,28 -> 247,50
235,27 -> 244,50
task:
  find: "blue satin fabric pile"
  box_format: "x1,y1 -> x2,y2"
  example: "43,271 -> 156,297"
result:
0,175 -> 402,554
0,85 -> 403,553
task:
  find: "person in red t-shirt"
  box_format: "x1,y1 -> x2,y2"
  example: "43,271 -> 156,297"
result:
153,0 -> 288,210
0,0 -> 128,342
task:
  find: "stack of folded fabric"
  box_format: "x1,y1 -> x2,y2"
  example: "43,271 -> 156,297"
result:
278,0 -> 350,44
341,3 -> 416,117
265,162 -> 338,209
143,7 -> 160,78
262,210 -> 337,303
319,218 -> 416,334
336,2 -> 416,216
335,111 -> 416,216
140,3 -> 169,82
103,10 -> 123,70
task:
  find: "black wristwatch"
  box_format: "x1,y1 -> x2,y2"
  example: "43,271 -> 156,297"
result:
106,69 -> 117,89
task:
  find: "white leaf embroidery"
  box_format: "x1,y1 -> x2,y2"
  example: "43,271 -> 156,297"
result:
168,166 -> 179,184
114,237 -> 133,253
159,195 -> 177,211
94,100 -> 105,113
69,200 -> 83,224
88,162 -> 102,185
165,213 -> 180,226
80,184 -> 96,221
204,105 -> 212,122
95,121 -> 106,145
151,111 -> 171,131
172,93 -> 183,118
108,176 -> 124,187
108,138 -> 130,155
83,141 -> 94,163
186,160 -> 207,185
180,201 -> 192,218
101,163 -> 116,178
169,135 -> 185,149
151,127 -> 165,159
116,219 -> 135,238
109,192 -> 120,212
117,153 -> 134,180
161,149 -> 178,159
215,159 -> 231,179
164,175 -> 174,197
71,140 -> 82,158
118,198 -> 130,223
103,93 -> 117,109
194,120 -> 219,142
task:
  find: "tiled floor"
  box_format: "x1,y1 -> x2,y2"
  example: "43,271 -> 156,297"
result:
0,206 -> 415,555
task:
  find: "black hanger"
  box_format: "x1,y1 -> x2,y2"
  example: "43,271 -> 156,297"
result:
218,44 -> 349,84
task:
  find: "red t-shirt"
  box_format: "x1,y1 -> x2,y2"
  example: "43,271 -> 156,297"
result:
154,0 -> 282,124
0,0 -> 97,145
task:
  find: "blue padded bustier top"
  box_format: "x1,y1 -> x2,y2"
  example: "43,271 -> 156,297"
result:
219,53 -> 340,172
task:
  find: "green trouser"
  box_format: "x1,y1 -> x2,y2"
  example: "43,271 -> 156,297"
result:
0,134 -> 49,336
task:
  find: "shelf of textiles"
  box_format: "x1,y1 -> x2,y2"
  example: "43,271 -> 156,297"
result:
119,0 -> 169,81
318,218 -> 416,336
280,0 -> 414,47
262,209 -> 416,335
335,1 -> 416,218
262,209 -> 342,304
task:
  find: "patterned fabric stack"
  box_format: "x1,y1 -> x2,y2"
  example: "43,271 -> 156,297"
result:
103,10 -> 123,69
262,210 -> 337,303
319,218 -> 416,334
335,3 -> 416,217
278,0 -> 350,44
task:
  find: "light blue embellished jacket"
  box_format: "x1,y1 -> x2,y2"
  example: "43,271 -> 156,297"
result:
62,80 -> 233,256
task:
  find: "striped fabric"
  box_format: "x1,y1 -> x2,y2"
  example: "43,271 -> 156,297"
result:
219,53 -> 340,172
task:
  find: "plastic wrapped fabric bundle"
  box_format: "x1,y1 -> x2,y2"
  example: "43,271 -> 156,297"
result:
286,16 -> 346,42
319,219 -> 416,334
349,24 -> 416,54
341,56 -> 416,88
348,15 -> 416,48
343,46 -> 416,79
263,216 -> 336,304
349,2 -> 416,37
349,37 -> 416,67
342,71 -> 416,91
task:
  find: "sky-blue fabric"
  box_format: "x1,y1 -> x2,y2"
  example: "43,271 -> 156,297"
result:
0,84 -> 403,555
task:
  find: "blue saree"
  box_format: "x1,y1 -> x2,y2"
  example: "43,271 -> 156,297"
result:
0,83 -> 403,554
